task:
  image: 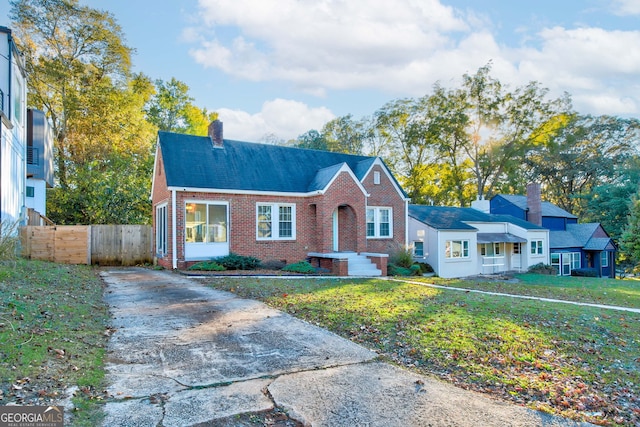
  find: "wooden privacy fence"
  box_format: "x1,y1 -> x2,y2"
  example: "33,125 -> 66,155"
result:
20,225 -> 153,266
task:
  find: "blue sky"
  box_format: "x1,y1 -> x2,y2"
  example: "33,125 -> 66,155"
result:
2,0 -> 639,141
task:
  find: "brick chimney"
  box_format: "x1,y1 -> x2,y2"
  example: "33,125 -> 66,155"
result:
526,182 -> 542,226
208,120 -> 223,148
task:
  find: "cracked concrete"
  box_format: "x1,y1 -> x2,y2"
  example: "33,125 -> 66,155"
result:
100,268 -> 592,427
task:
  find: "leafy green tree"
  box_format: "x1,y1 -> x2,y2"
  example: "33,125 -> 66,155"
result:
524,115 -> 639,215
10,0 -> 133,189
620,194 -> 640,273
295,129 -> 328,150
10,0 -> 156,224
144,77 -> 217,136
321,114 -> 366,154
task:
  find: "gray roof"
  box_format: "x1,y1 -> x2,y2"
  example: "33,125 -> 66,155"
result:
496,195 -> 578,219
158,132 -> 403,195
550,223 -> 615,251
408,205 -> 546,231
477,233 -> 527,243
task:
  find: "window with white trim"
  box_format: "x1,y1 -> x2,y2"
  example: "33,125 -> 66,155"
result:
257,203 -> 296,240
530,240 -> 544,255
185,202 -> 228,243
600,251 -> 609,267
156,204 -> 168,257
413,241 -> 424,257
366,207 -> 392,238
445,240 -> 469,259
374,171 -> 381,185
571,252 -> 581,270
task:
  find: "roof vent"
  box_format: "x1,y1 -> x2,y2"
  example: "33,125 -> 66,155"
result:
208,120 -> 223,148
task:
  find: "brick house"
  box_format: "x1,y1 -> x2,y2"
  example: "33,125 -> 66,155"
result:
151,121 -> 409,274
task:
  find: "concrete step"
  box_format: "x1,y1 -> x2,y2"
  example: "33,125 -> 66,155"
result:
347,255 -> 382,277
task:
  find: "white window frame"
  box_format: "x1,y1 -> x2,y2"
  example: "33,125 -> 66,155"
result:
445,240 -> 469,259
600,251 -> 609,267
366,207 -> 393,238
373,171 -> 381,185
571,252 -> 581,270
413,241 -> 424,257
185,202 -> 229,244
530,240 -> 544,255
256,203 -> 296,240
156,203 -> 168,257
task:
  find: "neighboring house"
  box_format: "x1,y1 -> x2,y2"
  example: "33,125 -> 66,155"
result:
151,120 -> 409,273
0,26 -> 27,227
409,205 -> 549,278
487,183 -> 616,278
26,109 -> 54,218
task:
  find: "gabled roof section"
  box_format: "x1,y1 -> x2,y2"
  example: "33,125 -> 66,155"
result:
409,205 -> 547,231
157,131 -> 384,194
496,195 -> 577,219
307,162 -> 368,196
551,223 -> 616,250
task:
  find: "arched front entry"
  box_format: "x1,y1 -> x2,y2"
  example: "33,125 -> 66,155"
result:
332,204 -> 358,252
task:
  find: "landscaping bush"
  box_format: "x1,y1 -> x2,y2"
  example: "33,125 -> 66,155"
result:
415,262 -> 434,273
0,220 -> 19,261
571,268 -> 598,277
261,259 -> 287,270
187,261 -> 226,271
387,263 -> 413,276
216,253 -> 261,270
528,263 -> 557,275
390,247 -> 414,268
282,261 -> 316,274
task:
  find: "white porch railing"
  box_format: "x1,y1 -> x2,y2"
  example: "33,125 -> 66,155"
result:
481,255 -> 505,274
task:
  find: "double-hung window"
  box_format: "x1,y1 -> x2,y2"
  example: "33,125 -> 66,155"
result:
366,207 -> 392,238
530,240 -> 544,255
600,251 -> 609,267
257,203 -> 296,240
156,204 -> 168,257
413,241 -> 424,257
445,240 -> 469,259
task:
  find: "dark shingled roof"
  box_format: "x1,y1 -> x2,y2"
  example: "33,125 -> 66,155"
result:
550,223 -> 615,250
158,131 -> 403,195
496,194 -> 578,219
408,205 -> 546,231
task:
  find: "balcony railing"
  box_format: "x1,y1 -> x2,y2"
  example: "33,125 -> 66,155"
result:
0,88 -> 4,115
27,146 -> 39,165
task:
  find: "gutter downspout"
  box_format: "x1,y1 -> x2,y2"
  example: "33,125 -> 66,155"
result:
404,199 -> 409,249
171,189 -> 177,270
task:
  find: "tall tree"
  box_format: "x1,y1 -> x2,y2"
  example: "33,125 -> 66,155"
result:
10,0 -> 133,189
10,0 -> 156,224
321,114 -> 366,154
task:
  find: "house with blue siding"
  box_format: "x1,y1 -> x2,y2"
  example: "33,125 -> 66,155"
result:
487,183 -> 616,278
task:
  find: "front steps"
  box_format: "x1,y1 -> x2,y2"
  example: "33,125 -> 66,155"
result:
344,253 -> 382,277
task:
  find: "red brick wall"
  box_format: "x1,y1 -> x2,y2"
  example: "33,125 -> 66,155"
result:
151,147 -> 174,269
151,157 -> 407,269
362,164 -> 406,255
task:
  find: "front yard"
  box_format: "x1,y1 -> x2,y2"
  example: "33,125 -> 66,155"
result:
204,275 -> 640,427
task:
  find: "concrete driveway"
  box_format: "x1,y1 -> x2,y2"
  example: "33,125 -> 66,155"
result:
100,268 -> 592,427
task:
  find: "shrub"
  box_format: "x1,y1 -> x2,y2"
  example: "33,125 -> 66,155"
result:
528,263 -> 557,275
571,268 -> 598,277
187,261 -> 226,271
261,259 -> 287,270
388,263 -> 413,276
282,261 -> 316,274
0,220 -> 19,261
391,247 -> 414,268
216,253 -> 261,270
415,262 -> 434,273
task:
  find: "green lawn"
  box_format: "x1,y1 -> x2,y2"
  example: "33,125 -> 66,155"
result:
0,259 -> 109,426
205,276 -> 640,427
410,274 -> 640,308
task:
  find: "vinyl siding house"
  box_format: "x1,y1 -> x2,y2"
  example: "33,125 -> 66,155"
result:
488,183 -> 616,278
409,205 -> 548,278
151,121 -> 409,274
26,109 -> 54,219
0,26 -> 27,227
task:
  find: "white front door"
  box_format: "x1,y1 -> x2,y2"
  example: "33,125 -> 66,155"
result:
332,209 -> 339,252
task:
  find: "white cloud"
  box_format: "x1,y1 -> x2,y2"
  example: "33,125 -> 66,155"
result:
610,0 -> 640,15
216,99 -> 335,141
188,0 -> 640,119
